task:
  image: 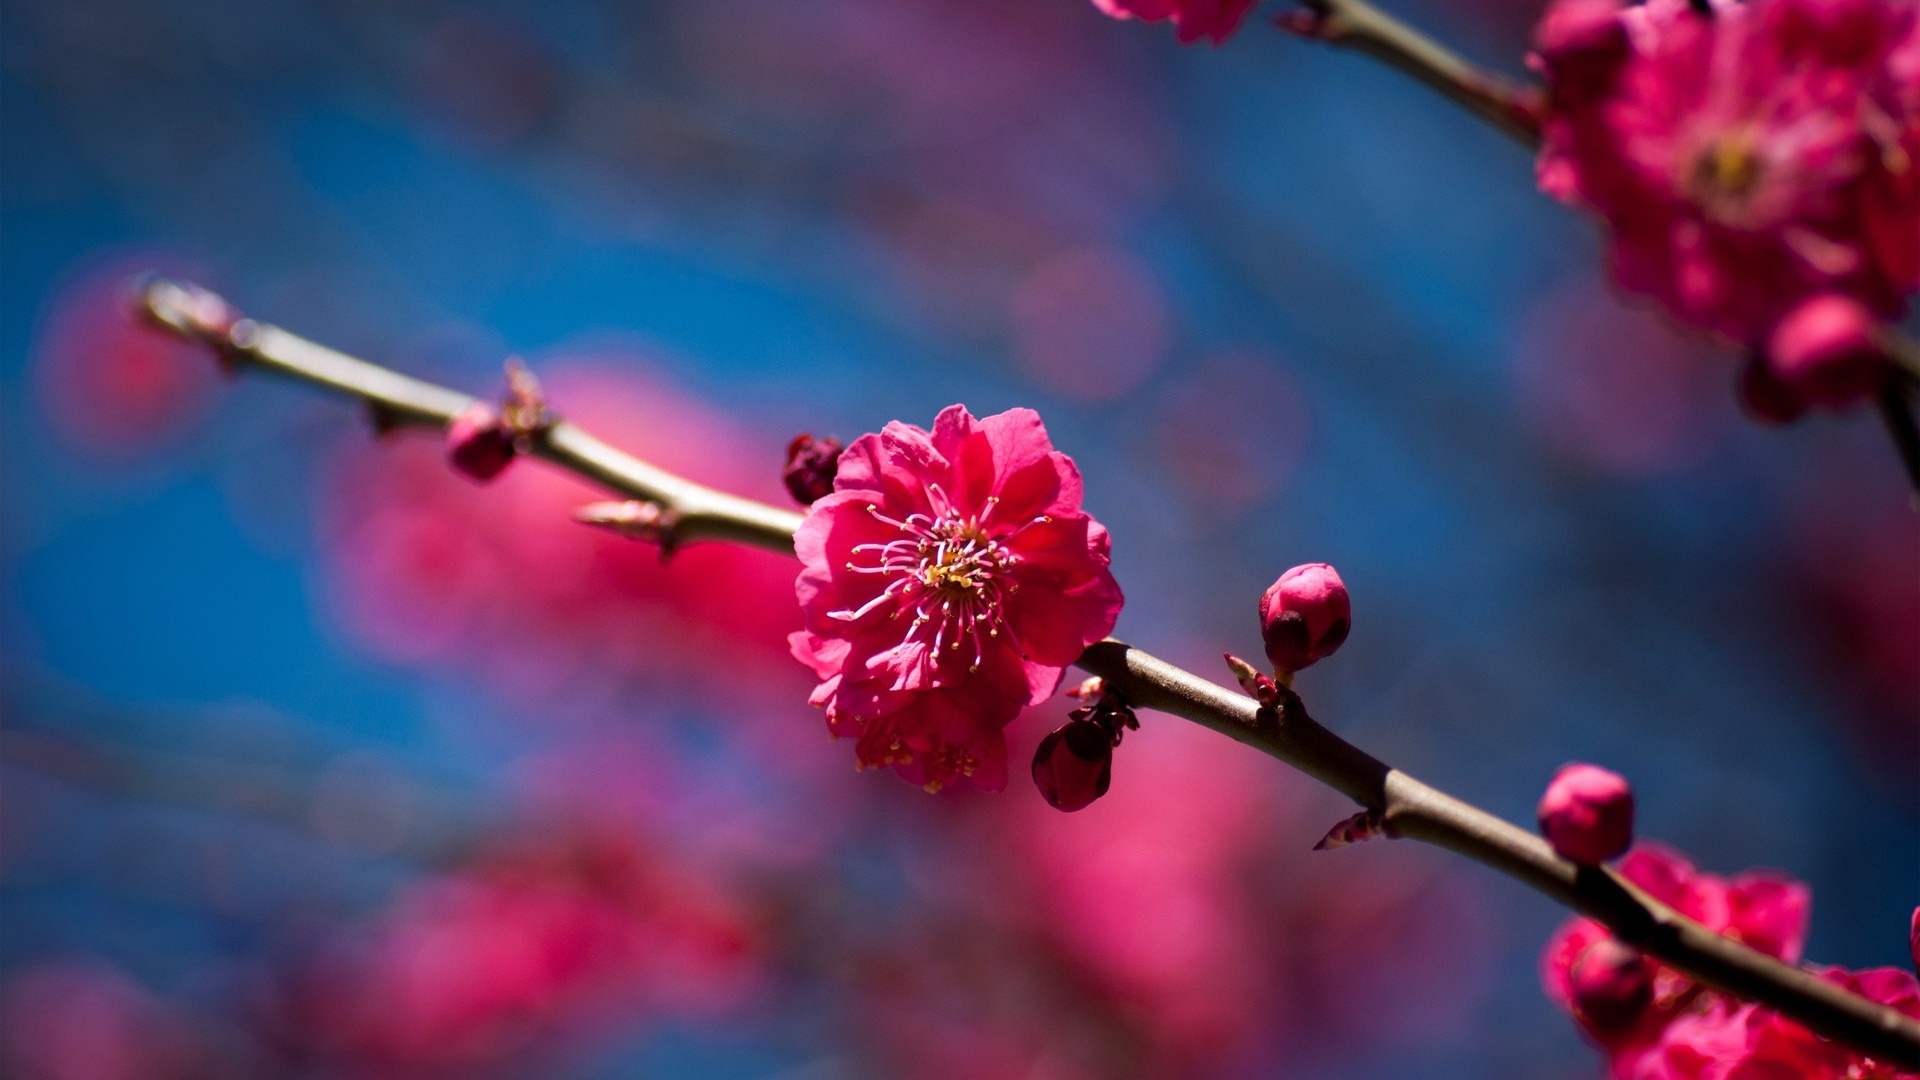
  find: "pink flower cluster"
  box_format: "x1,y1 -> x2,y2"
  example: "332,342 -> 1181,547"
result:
1089,0 -> 1259,45
271,826 -> 763,1072
1543,842 -> 1920,1078
991,718 -> 1498,1072
1531,0 -> 1920,355
792,406 -> 1123,793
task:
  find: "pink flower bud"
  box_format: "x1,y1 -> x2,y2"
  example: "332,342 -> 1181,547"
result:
1258,563 -> 1350,675
1568,938 -> 1652,1031
1764,294 -> 1888,409
1538,763 -> 1634,865
446,402 -> 516,482
782,433 -> 842,506
1031,718 -> 1113,813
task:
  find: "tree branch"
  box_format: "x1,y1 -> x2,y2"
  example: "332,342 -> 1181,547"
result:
140,277 -> 804,552
135,276 -> 1920,1067
1287,0 -> 1543,148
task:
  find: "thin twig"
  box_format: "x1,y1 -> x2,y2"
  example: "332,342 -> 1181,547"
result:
135,277 -> 1920,1068
1287,0 -> 1543,148
139,277 -> 804,551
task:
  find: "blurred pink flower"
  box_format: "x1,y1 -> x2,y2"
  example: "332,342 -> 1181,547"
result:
1010,247 -> 1167,403
1149,353 -> 1310,520
1512,279 -> 1728,473
275,825 -> 763,1072
2,961 -> 213,1080
1911,907 -> 1919,974
318,358 -> 803,701
792,405 -> 1123,792
1787,482 -> 1920,772
1091,0 -> 1260,45
1542,842 -> 1811,1073
985,711 -> 1495,1071
34,256 -> 217,460
1530,0 -> 1920,343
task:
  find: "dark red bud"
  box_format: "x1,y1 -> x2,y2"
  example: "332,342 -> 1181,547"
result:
783,434 -> 843,506
1032,718 -> 1113,813
446,402 -> 516,482
1568,938 -> 1653,1031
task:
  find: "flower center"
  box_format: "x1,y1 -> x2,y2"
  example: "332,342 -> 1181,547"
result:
1686,134 -> 1768,220
918,524 -> 1003,593
834,490 -> 1049,673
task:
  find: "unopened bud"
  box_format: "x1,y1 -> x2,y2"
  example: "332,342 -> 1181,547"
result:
1259,563 -> 1350,675
1764,294 -> 1888,409
1568,938 -> 1652,1030
1031,717 -> 1114,813
1538,763 -> 1634,865
783,434 -> 843,506
446,402 -> 516,482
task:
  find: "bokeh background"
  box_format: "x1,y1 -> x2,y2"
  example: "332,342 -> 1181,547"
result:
3,0 -> 1916,1076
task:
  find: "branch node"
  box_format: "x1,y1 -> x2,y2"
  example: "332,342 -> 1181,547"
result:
500,358 -> 552,440
576,500 -> 682,558
1313,809 -> 1386,850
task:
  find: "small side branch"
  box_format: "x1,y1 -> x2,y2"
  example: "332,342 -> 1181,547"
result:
136,278 -> 1920,1068
1288,0 -> 1543,148
140,278 -> 804,552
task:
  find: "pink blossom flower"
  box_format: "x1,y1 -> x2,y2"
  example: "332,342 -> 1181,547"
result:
1530,0 -> 1920,343
792,405 -> 1123,792
992,713 -> 1497,1071
34,257 -> 217,460
1090,0 -> 1259,45
276,825 -> 763,1072
1541,842 -> 1813,1073
1631,966 -> 1920,1079
1538,762 -> 1636,864
2,961 -> 213,1080
320,359 -> 802,699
